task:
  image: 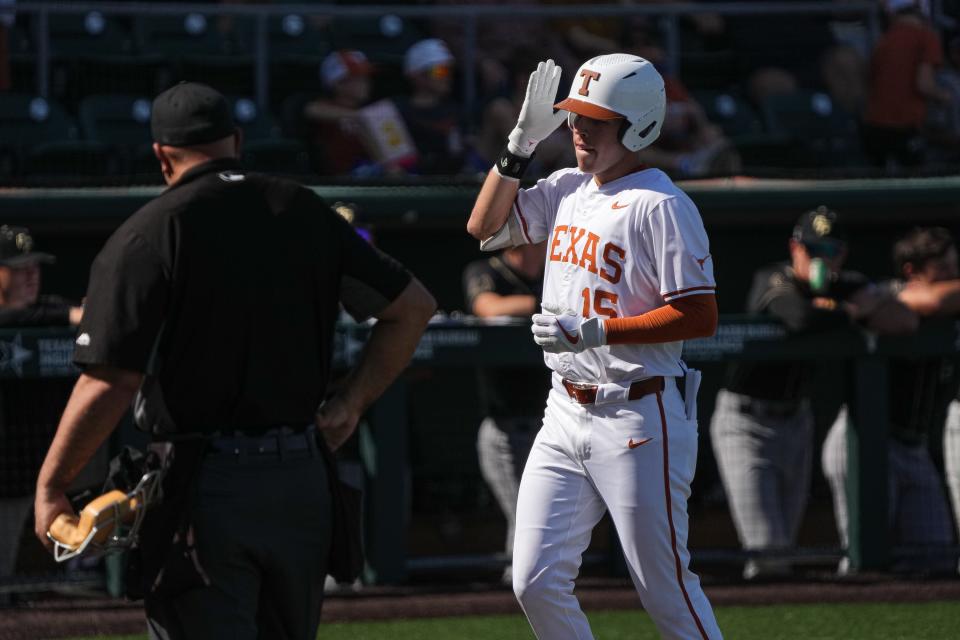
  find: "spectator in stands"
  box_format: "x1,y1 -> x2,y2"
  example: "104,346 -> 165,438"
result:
0,226 -> 81,326
0,225 -> 81,601
862,0 -> 952,170
462,242 -> 551,586
927,35 -> 960,163
823,227 -> 958,575
302,50 -> 406,178
397,38 -> 470,175
710,207 -> 915,580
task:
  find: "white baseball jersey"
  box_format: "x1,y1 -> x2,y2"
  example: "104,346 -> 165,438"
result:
511,166 -> 715,382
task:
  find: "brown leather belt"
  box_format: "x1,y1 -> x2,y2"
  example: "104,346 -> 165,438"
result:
561,376 -> 665,405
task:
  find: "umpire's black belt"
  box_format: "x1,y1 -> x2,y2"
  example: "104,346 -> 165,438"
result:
208,427 -> 318,460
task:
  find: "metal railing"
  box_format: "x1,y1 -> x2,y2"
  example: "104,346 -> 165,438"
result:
3,317 -> 958,588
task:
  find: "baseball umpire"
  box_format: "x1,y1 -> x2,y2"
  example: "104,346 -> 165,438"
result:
33,82 -> 435,639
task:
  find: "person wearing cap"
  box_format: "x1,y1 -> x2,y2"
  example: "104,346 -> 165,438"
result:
33,81 -> 436,639
467,54 -> 724,639
0,224 -> 81,602
0,225 -> 81,327
710,206 -> 916,581
302,49 -> 386,176
823,226 -> 959,575
396,38 -> 468,175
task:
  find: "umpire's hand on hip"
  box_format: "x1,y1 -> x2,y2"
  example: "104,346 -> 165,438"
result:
316,395 -> 361,451
531,304 -> 607,354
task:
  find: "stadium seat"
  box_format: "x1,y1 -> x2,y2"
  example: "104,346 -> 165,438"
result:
78,94 -> 154,147
136,13 -> 253,95
0,94 -> 78,177
8,11 -> 158,106
692,90 -> 764,140
228,97 -> 283,141
279,92 -> 319,139
24,140 -> 118,181
136,14 -> 230,58
0,93 -> 120,181
242,139 -> 312,176
679,50 -> 741,92
226,98 -> 311,174
761,90 -> 863,168
0,94 -> 75,145
78,94 -> 154,175
327,15 -> 421,66
270,13 -> 330,64
48,11 -> 134,58
131,144 -> 163,183
269,13 -> 331,105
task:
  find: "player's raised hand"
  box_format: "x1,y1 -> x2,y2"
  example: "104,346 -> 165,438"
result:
531,305 -> 606,353
508,59 -> 567,158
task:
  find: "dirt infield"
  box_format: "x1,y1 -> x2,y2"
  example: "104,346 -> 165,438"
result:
1,575 -> 959,639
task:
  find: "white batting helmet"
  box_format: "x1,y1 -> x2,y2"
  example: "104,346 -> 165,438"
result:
554,53 -> 666,152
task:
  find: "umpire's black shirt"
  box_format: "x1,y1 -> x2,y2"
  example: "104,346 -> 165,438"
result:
74,158 -> 410,435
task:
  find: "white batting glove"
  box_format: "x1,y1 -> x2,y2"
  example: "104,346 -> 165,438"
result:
531,308 -> 606,354
507,59 -> 567,158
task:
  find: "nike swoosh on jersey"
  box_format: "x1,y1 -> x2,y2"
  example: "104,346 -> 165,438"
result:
611,201 -> 630,210
628,437 -> 653,449
557,321 -> 580,344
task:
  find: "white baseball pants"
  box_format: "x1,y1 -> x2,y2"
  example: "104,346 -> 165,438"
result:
512,379 -> 722,639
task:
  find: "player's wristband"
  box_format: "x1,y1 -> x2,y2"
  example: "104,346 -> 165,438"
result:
495,147 -> 534,180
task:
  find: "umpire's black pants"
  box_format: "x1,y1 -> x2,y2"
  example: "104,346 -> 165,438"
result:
146,438 -> 332,640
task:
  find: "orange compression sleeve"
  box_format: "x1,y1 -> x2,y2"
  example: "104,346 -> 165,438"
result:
604,294 -> 718,345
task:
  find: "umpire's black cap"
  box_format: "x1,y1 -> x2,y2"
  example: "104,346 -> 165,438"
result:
792,205 -> 846,256
150,82 -> 236,147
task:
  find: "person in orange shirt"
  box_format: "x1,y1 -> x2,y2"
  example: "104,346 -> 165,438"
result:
862,0 -> 952,170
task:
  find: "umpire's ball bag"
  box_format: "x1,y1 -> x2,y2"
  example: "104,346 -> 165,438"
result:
125,436 -> 209,600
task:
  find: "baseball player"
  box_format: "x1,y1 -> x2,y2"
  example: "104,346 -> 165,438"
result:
710,208 -> 915,580
886,228 -> 960,557
468,54 -> 722,639
823,227 -> 958,574
463,243 -> 551,585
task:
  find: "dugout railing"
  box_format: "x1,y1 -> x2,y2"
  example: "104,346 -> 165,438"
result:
1,316 -> 958,593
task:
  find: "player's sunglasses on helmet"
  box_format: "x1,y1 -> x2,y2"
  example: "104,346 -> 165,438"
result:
428,64 -> 452,79
803,240 -> 845,259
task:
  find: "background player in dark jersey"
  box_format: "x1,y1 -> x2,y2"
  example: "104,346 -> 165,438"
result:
0,225 -> 83,602
462,242 -> 551,585
824,226 -> 959,574
710,206 -> 915,580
